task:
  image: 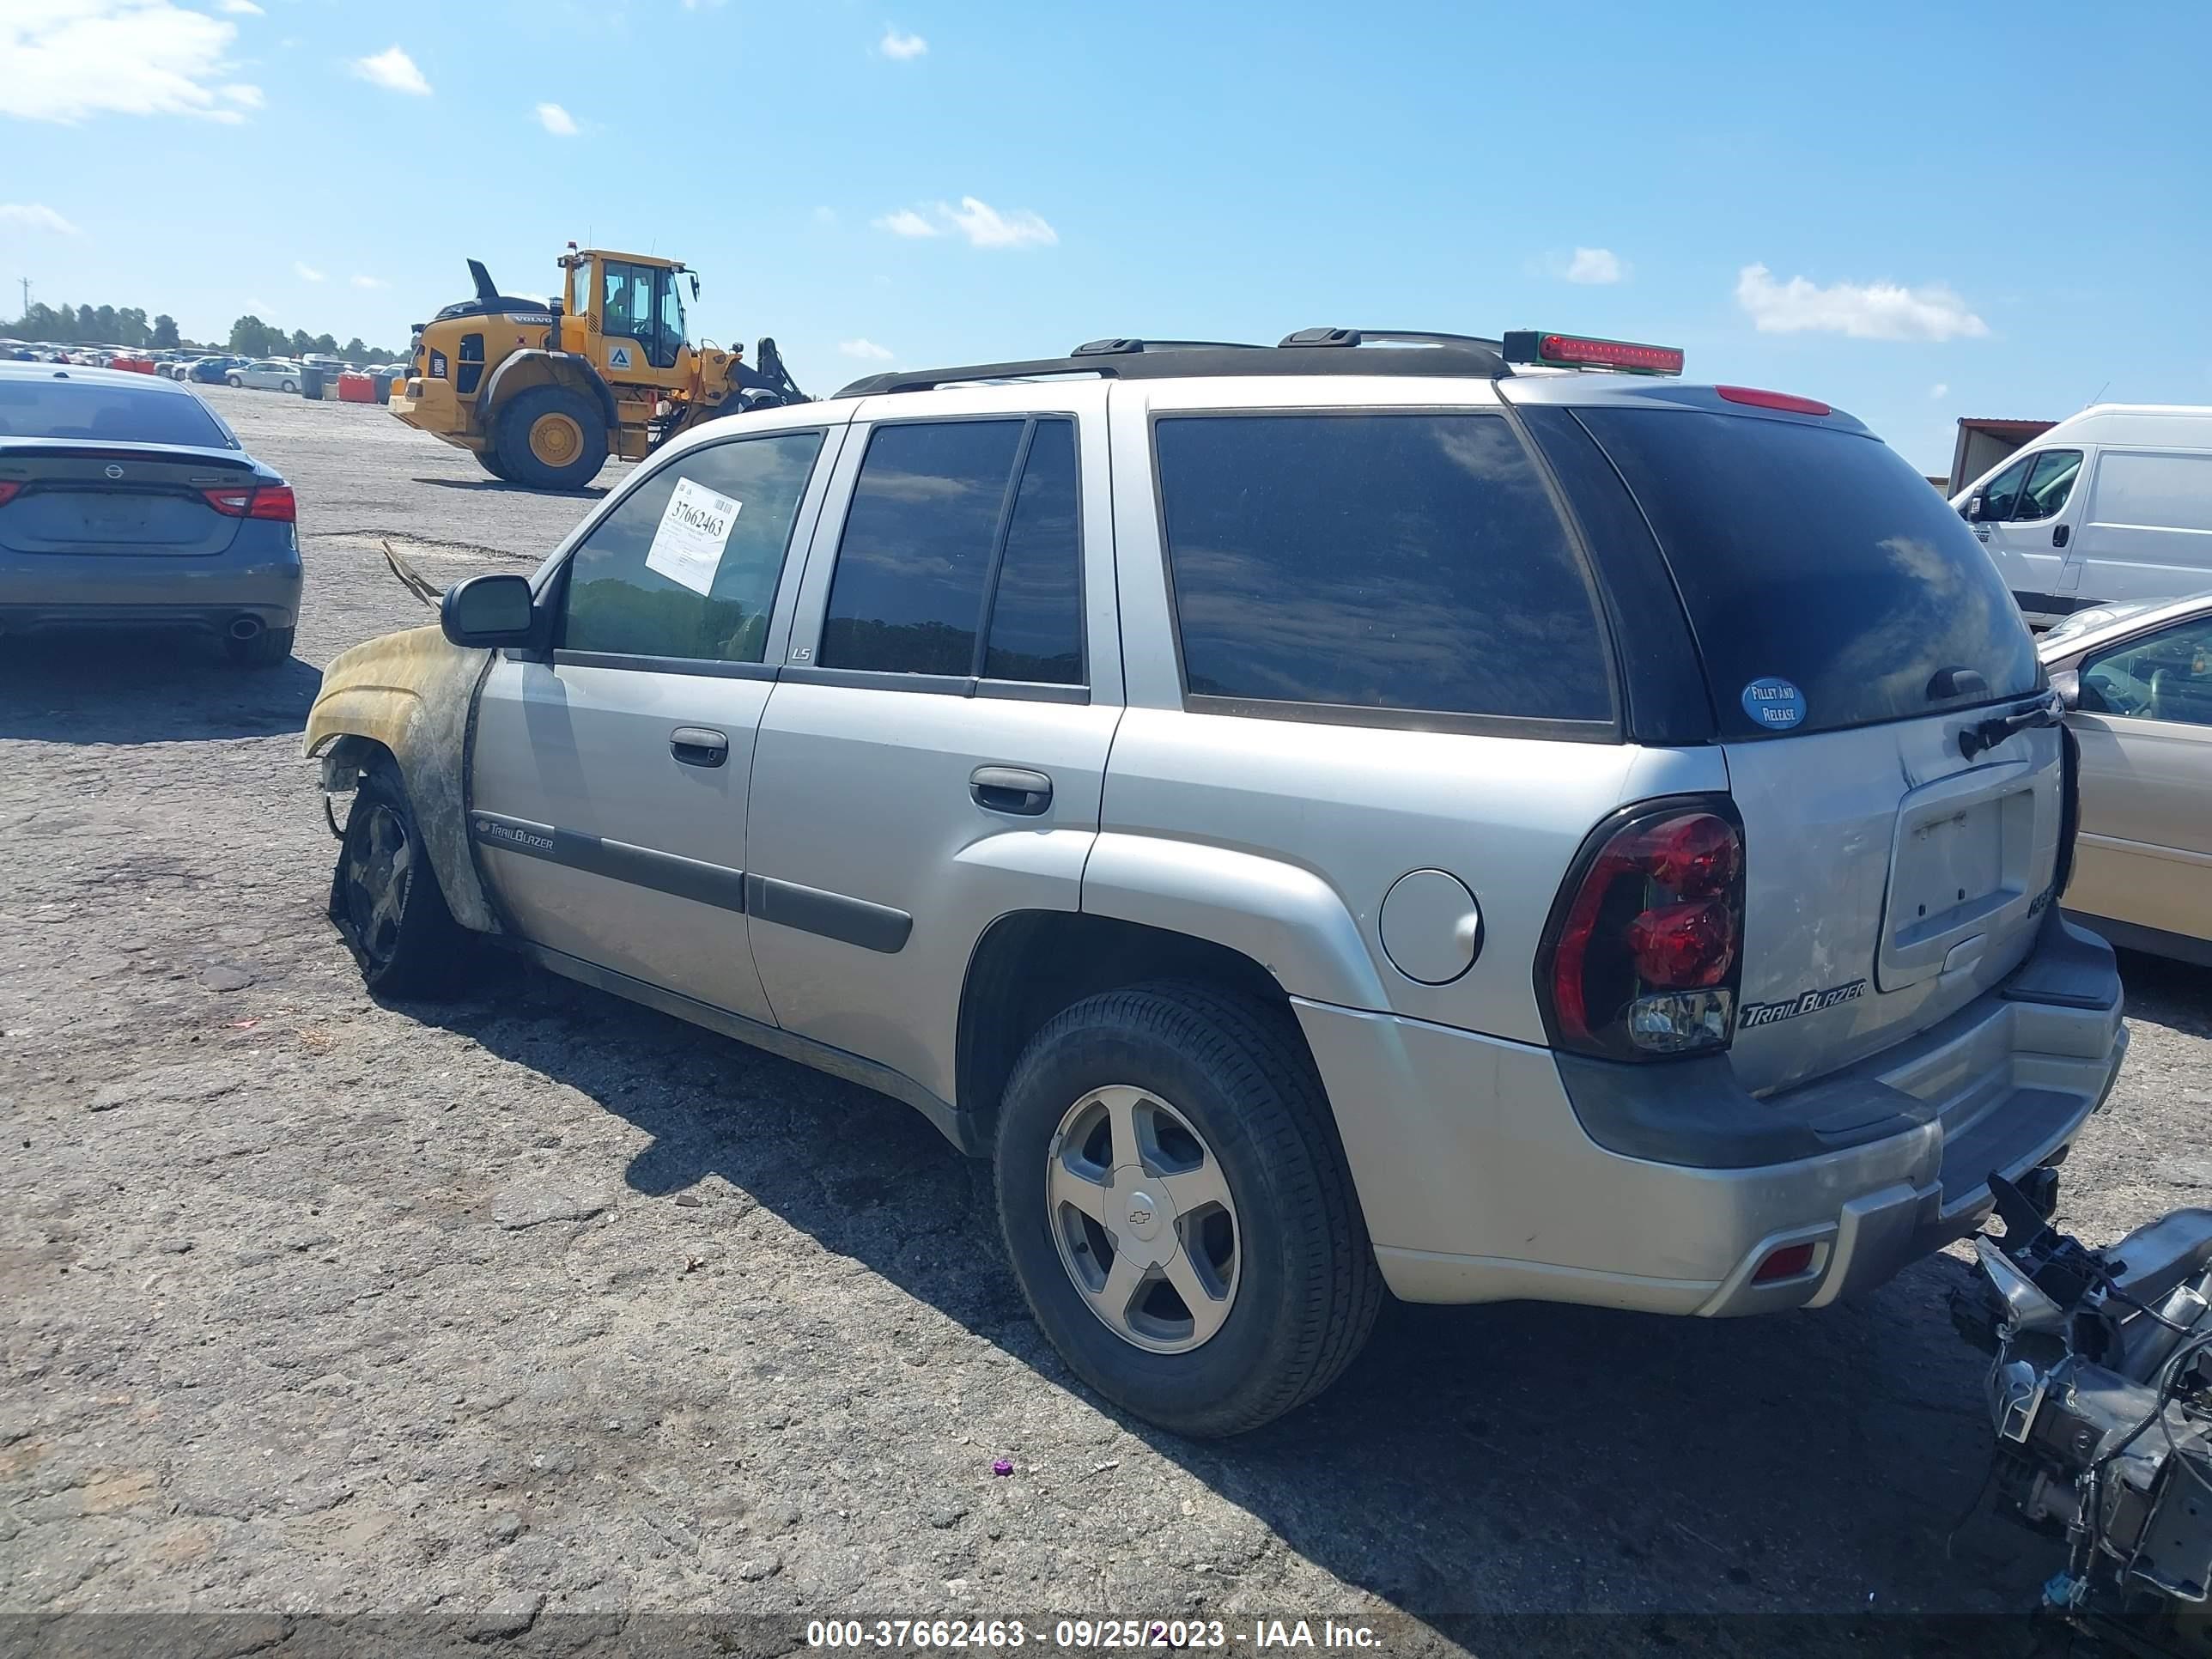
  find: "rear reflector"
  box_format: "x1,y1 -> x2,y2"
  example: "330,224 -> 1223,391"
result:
1716,385 -> 1831,416
202,483 -> 296,522
1753,1242 -> 1818,1283
1503,331 -> 1685,376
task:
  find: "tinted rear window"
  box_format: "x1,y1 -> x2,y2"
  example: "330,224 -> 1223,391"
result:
1572,409 -> 2038,737
1154,413 -> 1611,724
0,377 -> 236,447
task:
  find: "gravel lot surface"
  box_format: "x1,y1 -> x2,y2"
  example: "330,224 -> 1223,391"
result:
3,385 -> 2209,1656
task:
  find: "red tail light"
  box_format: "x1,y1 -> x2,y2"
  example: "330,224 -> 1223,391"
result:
202,483 -> 295,522
0,481 -> 20,507
1538,800 -> 1747,1060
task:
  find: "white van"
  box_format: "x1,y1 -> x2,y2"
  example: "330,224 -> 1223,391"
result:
1951,404 -> 2212,627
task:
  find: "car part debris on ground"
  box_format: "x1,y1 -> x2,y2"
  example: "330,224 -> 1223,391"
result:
1954,1172 -> 2212,1655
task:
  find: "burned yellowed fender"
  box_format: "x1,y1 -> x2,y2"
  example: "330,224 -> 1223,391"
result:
304,625 -> 502,934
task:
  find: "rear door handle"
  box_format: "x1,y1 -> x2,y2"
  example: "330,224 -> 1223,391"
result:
670,726 -> 729,768
970,765 -> 1053,816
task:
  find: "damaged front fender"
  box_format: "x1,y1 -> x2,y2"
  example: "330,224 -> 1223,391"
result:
304,624 -> 502,935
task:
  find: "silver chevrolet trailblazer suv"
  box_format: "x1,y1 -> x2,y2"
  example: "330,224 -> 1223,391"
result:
307,327 -> 2129,1437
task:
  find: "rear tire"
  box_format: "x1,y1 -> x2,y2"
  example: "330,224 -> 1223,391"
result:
222,625 -> 294,666
496,386 -> 608,491
281,380 -> 296,394
994,981 -> 1382,1437
331,760 -> 471,998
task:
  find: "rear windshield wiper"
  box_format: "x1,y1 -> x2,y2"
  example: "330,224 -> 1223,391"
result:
1959,691 -> 2063,762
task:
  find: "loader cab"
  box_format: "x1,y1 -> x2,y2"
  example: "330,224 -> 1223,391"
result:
562,249 -> 692,377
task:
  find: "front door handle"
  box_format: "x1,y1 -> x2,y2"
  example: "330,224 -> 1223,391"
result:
2052,524 -> 2070,548
970,765 -> 1053,816
670,726 -> 729,768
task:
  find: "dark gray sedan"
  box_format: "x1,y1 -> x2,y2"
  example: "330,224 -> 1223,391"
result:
0,364 -> 301,665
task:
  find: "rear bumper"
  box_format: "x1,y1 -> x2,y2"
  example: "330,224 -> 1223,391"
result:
0,550 -> 301,633
1297,914 -> 2127,1316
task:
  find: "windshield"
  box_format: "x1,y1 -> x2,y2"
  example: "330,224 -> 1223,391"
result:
1568,408 -> 2039,738
0,377 -> 238,447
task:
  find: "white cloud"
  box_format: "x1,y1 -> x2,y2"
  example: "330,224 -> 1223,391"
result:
295,261 -> 325,282
219,82 -> 261,108
351,275 -> 387,289
941,196 -> 1056,249
0,1 -> 259,124
1735,263 -> 1988,343
874,198 -> 1058,249
352,46 -> 430,96
1929,383 -> 1949,400
873,208 -> 940,238
0,204 -> 80,234
839,338 -> 895,361
535,100 -> 578,136
1565,246 -> 1626,285
216,0 -> 263,13
879,27 -> 927,58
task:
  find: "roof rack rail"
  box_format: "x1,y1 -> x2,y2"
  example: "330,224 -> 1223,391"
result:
834,330 -> 1511,399
1071,337 -> 1268,356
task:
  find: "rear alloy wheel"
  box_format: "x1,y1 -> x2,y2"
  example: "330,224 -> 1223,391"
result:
1047,1085 -> 1242,1352
281,380 -> 296,394
497,386 -> 609,491
995,981 -> 1382,1437
333,762 -> 469,997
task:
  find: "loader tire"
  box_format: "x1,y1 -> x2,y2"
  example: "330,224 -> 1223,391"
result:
497,386 -> 608,492
476,447 -> 514,483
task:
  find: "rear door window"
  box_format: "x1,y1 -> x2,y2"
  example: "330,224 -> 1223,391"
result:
818,416 -> 1085,687
1152,412 -> 1611,726
0,378 -> 238,447
561,428 -> 824,664
1567,408 -> 2039,738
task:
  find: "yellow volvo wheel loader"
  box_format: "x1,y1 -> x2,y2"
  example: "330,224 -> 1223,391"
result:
389,245 -> 805,491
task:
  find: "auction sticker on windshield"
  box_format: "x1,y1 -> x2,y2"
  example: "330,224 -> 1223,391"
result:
645,477 -> 743,596
1741,676 -> 1806,731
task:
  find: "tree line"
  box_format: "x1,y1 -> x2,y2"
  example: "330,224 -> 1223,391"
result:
3,301 -> 404,364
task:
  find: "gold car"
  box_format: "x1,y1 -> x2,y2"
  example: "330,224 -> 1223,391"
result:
2043,591 -> 2212,964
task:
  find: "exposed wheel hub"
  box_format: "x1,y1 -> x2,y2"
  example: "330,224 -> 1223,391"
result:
343,801 -> 413,969
1045,1085 -> 1240,1354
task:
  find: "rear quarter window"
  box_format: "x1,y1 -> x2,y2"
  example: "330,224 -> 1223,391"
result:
0,378 -> 238,447
1568,408 -> 2039,738
1153,412 -> 1613,727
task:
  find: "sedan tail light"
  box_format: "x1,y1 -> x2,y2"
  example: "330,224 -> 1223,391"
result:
1537,799 -> 1747,1060
202,483 -> 296,522
0,481 -> 19,507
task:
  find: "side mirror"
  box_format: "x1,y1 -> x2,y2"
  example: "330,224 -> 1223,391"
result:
2050,669 -> 2081,711
690,273 -> 701,301
441,573 -> 538,648
1963,493 -> 1988,523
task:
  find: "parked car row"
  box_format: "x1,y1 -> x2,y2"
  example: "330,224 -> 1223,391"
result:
0,341 -> 405,392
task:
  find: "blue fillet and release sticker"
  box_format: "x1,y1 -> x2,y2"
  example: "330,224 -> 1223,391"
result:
1740,677 -> 1807,731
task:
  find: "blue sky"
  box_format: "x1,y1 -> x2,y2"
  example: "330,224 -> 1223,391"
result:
6,0 -> 2209,473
